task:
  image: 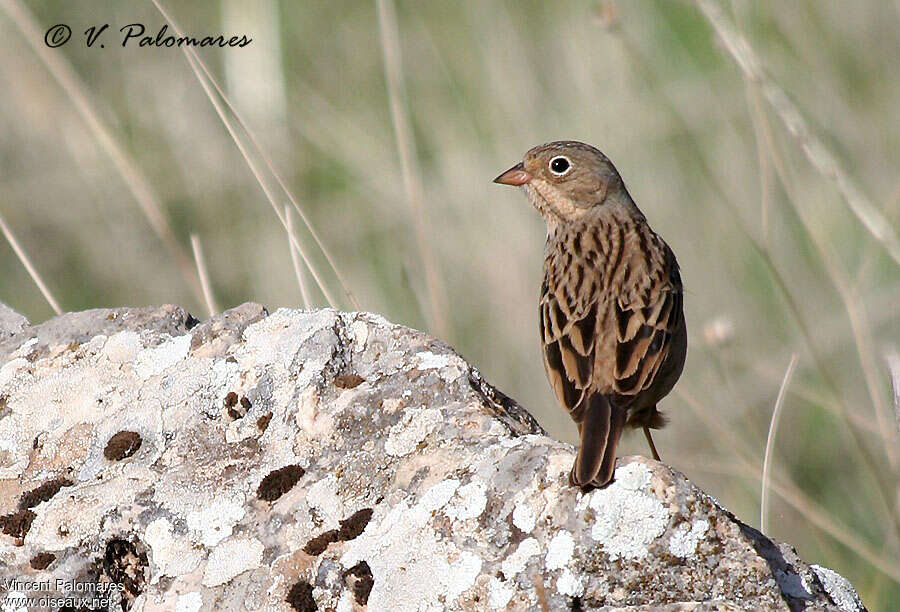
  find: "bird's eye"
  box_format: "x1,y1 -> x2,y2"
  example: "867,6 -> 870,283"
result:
549,156 -> 571,176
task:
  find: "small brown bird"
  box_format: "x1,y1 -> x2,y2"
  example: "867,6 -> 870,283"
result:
495,141 -> 686,490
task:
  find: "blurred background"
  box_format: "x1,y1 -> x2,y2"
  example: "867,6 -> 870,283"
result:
1,0 -> 898,607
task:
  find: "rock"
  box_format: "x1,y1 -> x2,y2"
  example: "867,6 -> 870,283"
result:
0,303 -> 28,341
0,304 -> 198,364
0,304 -> 865,611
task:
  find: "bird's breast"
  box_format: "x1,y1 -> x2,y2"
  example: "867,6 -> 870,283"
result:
543,221 -> 629,304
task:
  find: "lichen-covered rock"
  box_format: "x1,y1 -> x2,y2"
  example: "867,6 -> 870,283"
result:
0,304 -> 865,611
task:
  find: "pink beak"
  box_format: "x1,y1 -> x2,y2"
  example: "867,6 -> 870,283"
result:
493,162 -> 531,186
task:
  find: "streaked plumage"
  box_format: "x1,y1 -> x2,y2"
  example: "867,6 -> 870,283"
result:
495,141 -> 686,489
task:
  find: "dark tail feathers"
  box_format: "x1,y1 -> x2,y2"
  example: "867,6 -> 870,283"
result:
569,394 -> 627,490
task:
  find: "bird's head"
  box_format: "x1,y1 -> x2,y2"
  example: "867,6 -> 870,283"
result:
494,141 -> 632,226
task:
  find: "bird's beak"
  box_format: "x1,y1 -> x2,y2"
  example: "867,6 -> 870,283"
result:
493,162 -> 531,186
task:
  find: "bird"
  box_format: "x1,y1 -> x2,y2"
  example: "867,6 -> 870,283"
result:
494,141 -> 687,490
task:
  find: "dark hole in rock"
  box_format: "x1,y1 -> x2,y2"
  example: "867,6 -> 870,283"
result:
343,560 -> 374,605
104,431 -> 142,461
96,538 -> 148,610
225,396 -> 252,420
286,579 -> 317,611
303,530 -> 338,556
30,552 -> 56,570
334,373 -> 365,389
185,314 -> 200,329
257,413 -> 273,431
20,477 -> 74,510
225,392 -> 245,419
0,509 -> 35,542
303,508 -> 374,556
338,508 -> 373,541
257,464 -> 306,501
570,596 -> 583,611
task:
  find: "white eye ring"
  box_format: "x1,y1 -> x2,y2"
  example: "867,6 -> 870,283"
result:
548,155 -> 572,176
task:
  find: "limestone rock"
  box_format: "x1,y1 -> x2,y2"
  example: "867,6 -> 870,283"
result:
0,304 -> 865,611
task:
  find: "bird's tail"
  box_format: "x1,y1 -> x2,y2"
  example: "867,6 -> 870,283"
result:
570,394 -> 627,490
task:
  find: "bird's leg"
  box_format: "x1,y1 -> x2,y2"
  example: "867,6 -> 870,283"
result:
643,425 -> 661,461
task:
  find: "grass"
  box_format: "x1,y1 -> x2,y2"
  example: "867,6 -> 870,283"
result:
1,1 -> 898,608
761,353 -> 797,536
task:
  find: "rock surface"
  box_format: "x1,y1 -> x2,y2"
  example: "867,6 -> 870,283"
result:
0,303 -> 29,341
0,303 -> 865,611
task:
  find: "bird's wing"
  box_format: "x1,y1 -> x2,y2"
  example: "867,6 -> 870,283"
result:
540,277 -> 598,424
611,242 -> 683,396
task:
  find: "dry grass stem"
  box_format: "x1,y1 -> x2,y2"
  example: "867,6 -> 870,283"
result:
0,211 -> 62,315
150,0 -> 338,309
856,183 -> 900,291
761,354 -> 797,535
739,355 -> 886,439
376,0 -> 449,338
151,0 -> 358,311
186,47 -> 336,306
190,233 -> 218,318
0,0 -> 205,308
695,0 -> 900,268
744,84 -> 774,246
744,87 -> 900,475
887,349 -> 900,436
285,206 -> 312,309
696,2 -> 900,528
